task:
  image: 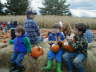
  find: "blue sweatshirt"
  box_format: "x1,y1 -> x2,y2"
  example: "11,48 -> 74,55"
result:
48,32 -> 65,45
9,35 -> 32,53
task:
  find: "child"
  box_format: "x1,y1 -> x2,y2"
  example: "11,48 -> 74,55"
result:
9,25 -> 32,72
10,21 -> 18,40
10,28 -> 16,40
62,24 -> 71,37
85,25 -> 94,43
43,24 -> 65,72
24,10 -> 43,45
63,23 -> 88,72
2,22 -> 7,33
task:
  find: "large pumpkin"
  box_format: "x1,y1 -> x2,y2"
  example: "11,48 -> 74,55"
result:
63,40 -> 76,52
30,46 -> 44,58
51,44 -> 60,52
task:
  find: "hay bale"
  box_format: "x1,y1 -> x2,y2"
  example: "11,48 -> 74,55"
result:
23,42 -> 49,72
0,42 -> 96,72
0,43 -> 8,48
86,48 -> 96,72
0,45 -> 13,67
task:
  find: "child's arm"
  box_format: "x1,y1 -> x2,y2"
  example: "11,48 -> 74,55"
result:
9,40 -> 14,44
69,38 -> 88,51
59,32 -> 65,42
48,33 -> 56,46
23,37 -> 32,54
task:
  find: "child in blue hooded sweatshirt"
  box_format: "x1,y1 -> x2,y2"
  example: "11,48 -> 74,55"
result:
43,24 -> 65,72
9,25 -> 32,72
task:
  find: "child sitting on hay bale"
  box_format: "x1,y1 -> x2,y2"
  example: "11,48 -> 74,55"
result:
63,23 -> 88,72
9,25 -> 32,72
42,23 -> 65,72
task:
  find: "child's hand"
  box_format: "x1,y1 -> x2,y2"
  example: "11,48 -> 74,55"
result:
64,41 -> 69,46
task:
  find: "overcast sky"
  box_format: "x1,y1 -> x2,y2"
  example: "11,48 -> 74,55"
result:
1,0 -> 96,17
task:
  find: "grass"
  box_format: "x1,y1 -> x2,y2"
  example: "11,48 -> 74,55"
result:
0,15 -> 96,29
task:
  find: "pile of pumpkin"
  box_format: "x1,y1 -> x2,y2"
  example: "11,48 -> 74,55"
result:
0,30 -> 10,43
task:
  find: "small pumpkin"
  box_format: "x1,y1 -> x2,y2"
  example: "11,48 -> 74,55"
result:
51,44 -> 60,52
30,46 -> 44,59
63,40 -> 76,52
2,40 -> 7,43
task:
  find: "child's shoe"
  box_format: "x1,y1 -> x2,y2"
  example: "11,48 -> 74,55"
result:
56,62 -> 62,72
9,62 -> 16,72
42,60 -> 53,71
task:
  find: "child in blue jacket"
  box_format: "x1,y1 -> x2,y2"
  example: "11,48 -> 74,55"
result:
43,24 -> 65,72
9,25 -> 32,72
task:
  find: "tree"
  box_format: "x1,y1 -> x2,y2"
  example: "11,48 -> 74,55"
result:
40,0 -> 71,16
6,0 -> 28,15
0,1 -> 4,15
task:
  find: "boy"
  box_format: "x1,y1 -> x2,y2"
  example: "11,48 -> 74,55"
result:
85,25 -> 94,43
43,24 -> 65,72
24,10 -> 42,45
9,25 -> 32,72
63,23 -> 88,72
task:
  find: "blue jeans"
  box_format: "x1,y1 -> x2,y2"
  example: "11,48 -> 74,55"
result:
11,52 -> 26,66
63,52 -> 86,72
48,49 -> 64,62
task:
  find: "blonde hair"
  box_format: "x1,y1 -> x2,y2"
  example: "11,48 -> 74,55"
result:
62,23 -> 72,36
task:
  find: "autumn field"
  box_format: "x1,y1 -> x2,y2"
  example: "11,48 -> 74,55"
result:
0,15 -> 96,29
0,15 -> 96,72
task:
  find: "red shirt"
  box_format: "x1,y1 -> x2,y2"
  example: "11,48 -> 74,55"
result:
2,24 -> 6,28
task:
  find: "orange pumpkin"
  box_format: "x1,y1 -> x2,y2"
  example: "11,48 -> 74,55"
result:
30,46 -> 44,58
51,44 -> 60,52
2,40 -> 7,43
63,40 -> 76,52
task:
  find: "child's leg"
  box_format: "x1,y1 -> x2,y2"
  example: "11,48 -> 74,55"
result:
48,50 -> 55,60
63,52 -> 77,72
43,50 -> 55,71
10,52 -> 18,72
15,53 -> 25,66
11,52 -> 18,63
56,50 -> 64,72
73,53 -> 86,72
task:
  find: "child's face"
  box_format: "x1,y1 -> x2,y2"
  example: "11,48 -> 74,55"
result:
75,28 -> 82,35
52,28 -> 60,33
15,32 -> 22,37
30,15 -> 35,19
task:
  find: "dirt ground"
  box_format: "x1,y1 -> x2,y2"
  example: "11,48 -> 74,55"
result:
0,68 -> 9,72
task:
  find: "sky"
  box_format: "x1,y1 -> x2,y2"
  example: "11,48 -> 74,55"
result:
1,0 -> 96,17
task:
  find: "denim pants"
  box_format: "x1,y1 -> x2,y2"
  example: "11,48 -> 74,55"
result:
48,49 -> 64,62
11,52 -> 26,66
63,52 -> 86,72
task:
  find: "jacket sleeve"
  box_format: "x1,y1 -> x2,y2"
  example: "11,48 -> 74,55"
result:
48,33 -> 55,46
59,32 -> 65,41
9,40 -> 14,44
69,38 -> 88,51
23,37 -> 32,53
